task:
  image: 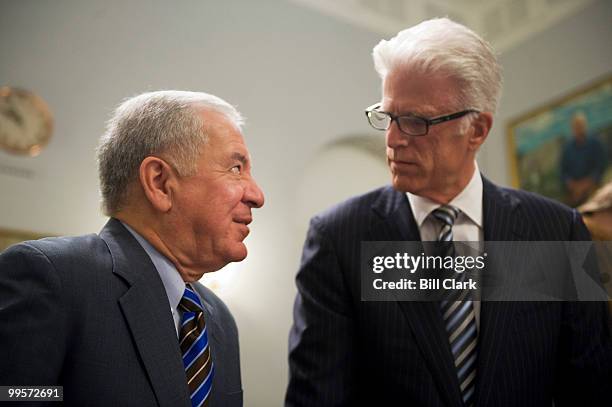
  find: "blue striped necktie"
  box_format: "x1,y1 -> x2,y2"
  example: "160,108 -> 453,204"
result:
179,284 -> 214,407
431,205 -> 478,407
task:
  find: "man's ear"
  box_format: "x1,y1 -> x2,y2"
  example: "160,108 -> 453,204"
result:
139,156 -> 177,212
468,112 -> 493,151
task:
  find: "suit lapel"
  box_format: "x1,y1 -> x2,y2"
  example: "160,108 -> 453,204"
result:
369,187 -> 464,407
100,219 -> 191,407
476,178 -> 528,406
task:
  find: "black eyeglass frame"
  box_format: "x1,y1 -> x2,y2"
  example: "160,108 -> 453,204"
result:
364,103 -> 480,136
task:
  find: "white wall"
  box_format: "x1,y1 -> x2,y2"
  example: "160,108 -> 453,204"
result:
1,0 -> 611,405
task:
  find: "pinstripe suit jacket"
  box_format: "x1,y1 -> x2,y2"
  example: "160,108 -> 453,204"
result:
287,177 -> 612,407
0,218 -> 243,406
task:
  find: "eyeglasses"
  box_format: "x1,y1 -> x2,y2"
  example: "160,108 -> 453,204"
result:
365,103 -> 479,136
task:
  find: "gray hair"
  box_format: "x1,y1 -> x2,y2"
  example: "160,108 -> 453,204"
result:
97,90 -> 244,215
372,17 -> 503,114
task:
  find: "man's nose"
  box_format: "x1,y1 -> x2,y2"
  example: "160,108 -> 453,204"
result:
244,178 -> 265,208
386,120 -> 409,149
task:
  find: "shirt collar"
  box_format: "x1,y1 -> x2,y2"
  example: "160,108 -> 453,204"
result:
121,221 -> 185,312
407,161 -> 483,227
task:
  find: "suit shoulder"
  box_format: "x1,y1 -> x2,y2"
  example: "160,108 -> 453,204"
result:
27,234 -> 106,260
497,185 -> 586,239
500,185 -> 574,216
25,233 -> 102,250
2,234 -> 109,274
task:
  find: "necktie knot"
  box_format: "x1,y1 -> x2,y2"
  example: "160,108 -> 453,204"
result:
179,284 -> 203,314
431,205 -> 460,227
431,205 -> 460,243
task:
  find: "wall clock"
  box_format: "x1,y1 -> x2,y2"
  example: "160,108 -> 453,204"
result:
0,87 -> 53,156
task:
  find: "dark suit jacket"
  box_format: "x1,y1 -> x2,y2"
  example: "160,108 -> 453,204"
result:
0,218 -> 242,406
286,178 -> 612,407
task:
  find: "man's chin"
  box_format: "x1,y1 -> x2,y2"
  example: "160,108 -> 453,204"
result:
391,175 -> 423,194
227,243 -> 248,263
186,244 -> 248,278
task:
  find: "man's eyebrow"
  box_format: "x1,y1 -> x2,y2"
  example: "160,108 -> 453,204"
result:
382,104 -> 435,117
401,107 -> 437,117
231,152 -> 248,165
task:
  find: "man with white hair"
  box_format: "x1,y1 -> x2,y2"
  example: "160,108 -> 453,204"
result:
0,91 -> 264,406
287,18 -> 611,406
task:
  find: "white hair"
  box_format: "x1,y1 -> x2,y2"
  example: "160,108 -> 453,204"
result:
372,17 -> 503,114
97,90 -> 244,215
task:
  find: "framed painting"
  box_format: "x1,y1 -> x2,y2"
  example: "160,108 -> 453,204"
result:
507,74 -> 612,207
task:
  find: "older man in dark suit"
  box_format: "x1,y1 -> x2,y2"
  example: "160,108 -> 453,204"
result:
286,18 -> 611,407
0,90 -> 264,406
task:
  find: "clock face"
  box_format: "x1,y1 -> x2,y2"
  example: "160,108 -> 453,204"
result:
0,87 -> 53,156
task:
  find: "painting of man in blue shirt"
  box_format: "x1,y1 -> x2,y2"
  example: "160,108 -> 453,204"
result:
561,112 -> 607,206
